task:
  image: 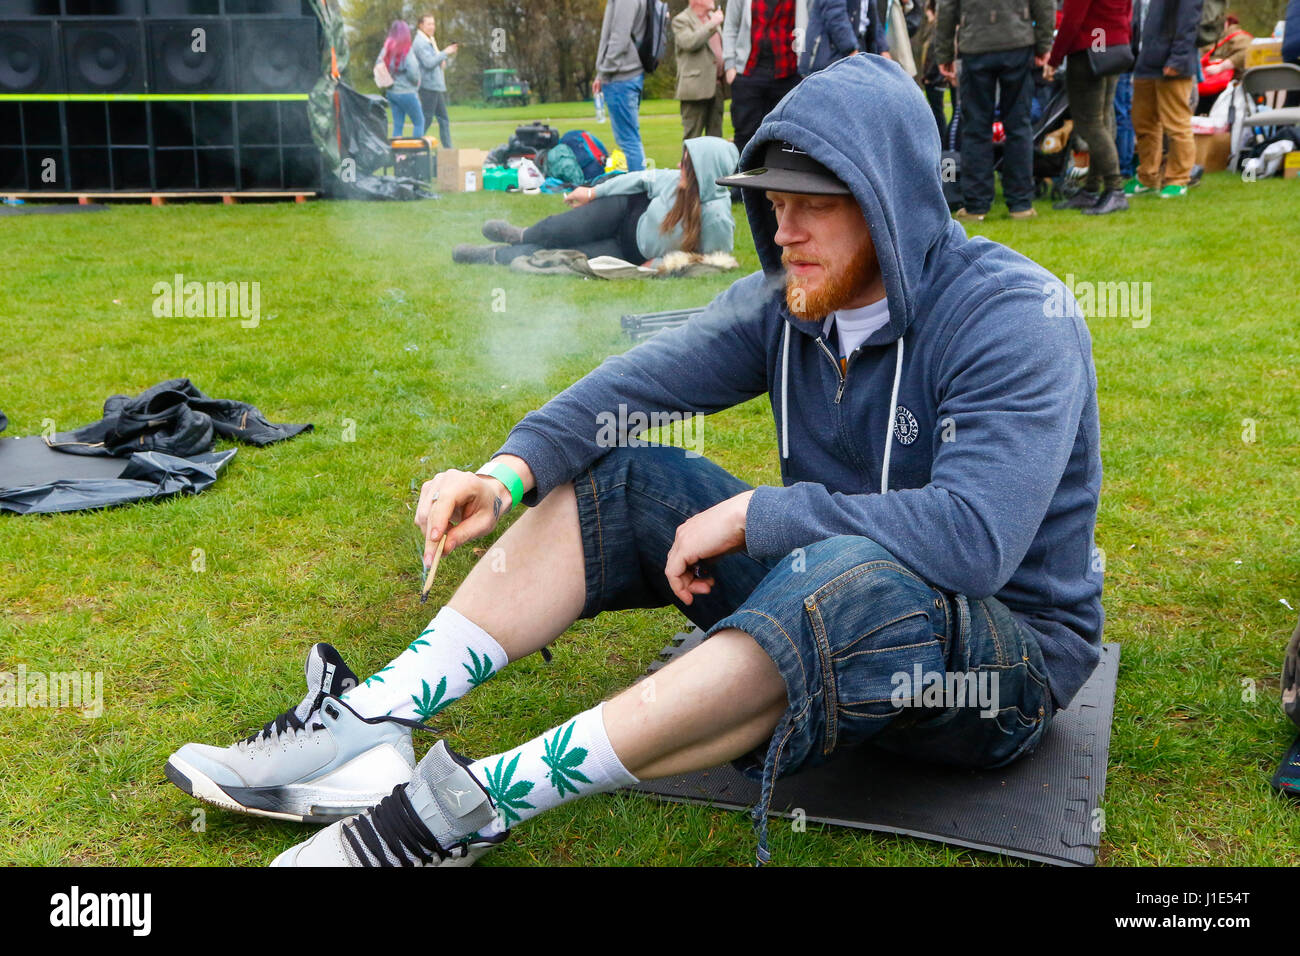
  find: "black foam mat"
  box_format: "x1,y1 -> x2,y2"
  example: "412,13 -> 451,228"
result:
628,629 -> 1120,866
0,436 -> 130,486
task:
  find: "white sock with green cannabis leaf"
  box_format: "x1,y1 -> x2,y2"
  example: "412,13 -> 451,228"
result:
340,607 -> 508,722
466,702 -> 638,839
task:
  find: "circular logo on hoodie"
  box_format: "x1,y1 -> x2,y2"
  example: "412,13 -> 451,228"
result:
893,406 -> 918,445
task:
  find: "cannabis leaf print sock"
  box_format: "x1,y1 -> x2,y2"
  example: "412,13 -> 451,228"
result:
340,606 -> 508,722
467,702 -> 638,839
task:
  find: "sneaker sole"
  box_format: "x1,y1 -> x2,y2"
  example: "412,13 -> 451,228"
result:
269,833 -> 502,867
165,754 -> 399,825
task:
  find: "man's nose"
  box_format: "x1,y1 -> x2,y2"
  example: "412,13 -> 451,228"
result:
773,212 -> 807,247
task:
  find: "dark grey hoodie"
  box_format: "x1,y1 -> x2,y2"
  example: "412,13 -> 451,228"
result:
496,55 -> 1104,710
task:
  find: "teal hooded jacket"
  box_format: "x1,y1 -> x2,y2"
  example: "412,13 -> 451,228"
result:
592,136 -> 740,259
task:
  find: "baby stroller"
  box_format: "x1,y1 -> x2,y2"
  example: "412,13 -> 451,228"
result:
940,61 -> 1082,208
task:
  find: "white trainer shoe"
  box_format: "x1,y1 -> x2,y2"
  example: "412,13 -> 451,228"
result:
271,740 -> 505,867
165,644 -> 416,823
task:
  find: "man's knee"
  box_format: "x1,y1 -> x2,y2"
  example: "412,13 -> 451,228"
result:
714,534 -> 952,770
774,534 -> 919,593
582,444 -> 744,513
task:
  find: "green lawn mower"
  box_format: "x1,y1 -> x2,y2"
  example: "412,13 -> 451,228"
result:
482,69 -> 531,107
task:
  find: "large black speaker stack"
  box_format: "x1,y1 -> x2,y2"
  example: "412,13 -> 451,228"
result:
0,0 -> 324,194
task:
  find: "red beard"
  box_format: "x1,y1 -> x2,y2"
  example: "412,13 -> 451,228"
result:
783,241 -> 877,321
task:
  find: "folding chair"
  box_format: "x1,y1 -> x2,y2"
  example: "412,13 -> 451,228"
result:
1239,63 -> 1300,131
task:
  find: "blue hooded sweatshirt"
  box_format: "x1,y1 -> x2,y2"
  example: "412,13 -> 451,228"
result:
495,55 -> 1103,710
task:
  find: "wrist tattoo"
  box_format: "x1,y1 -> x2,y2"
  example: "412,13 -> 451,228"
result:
492,495 -> 503,520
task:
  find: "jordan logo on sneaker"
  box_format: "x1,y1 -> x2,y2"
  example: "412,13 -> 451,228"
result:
447,788 -> 471,808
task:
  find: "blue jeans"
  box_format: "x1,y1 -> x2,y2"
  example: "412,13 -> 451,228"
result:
1114,73 -> 1136,178
601,75 -> 645,171
572,445 -> 1054,862
387,91 -> 424,139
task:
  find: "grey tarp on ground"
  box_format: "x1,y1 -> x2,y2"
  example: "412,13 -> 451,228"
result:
0,434 -> 236,515
0,377 -> 307,514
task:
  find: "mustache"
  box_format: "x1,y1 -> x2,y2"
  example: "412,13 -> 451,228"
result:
781,252 -> 825,269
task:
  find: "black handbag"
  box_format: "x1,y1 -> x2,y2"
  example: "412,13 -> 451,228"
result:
1086,42 -> 1135,77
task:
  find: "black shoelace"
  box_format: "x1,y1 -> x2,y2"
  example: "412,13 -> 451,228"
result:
243,695 -> 325,744
342,784 -> 454,867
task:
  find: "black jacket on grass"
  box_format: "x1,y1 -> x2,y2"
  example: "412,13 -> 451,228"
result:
47,378 -> 312,459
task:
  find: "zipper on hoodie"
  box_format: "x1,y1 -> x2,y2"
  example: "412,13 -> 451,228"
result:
815,335 -> 848,404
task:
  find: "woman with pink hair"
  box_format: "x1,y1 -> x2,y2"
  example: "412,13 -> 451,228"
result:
378,20 -> 424,137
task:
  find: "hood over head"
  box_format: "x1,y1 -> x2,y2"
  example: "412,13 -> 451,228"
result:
737,55 -> 955,342
684,135 -> 741,204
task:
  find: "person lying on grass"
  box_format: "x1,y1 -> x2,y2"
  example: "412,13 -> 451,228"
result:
165,55 -> 1103,867
452,136 -> 739,268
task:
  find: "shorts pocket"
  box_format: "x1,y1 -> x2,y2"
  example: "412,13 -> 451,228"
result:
803,563 -> 948,755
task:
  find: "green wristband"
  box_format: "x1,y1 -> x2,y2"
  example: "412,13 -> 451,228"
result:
476,461 -> 525,512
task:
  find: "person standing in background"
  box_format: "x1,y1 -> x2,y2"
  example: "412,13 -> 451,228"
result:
594,0 -> 648,172
412,13 -> 458,148
378,20 -> 423,138
936,0 -> 1056,220
1285,0 -> 1300,65
1114,71 -> 1137,178
674,0 -> 729,138
799,0 -> 867,76
1126,0 -> 1203,199
914,0 -> 947,143
858,0 -> 887,53
1047,0 -> 1132,215
881,0 -> 919,73
723,0 -> 807,176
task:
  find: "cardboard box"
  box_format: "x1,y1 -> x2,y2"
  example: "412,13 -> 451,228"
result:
1245,37 -> 1282,69
1194,130 -> 1232,173
437,148 -> 489,192
1285,151 -> 1300,180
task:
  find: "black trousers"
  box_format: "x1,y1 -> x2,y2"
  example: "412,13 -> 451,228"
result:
730,70 -> 801,160
925,81 -> 948,148
494,193 -> 651,264
958,46 -> 1036,213
417,88 -> 452,148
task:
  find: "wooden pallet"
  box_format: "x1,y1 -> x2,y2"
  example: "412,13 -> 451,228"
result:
1,191 -> 316,206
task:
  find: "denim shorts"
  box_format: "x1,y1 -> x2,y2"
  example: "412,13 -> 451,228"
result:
572,445 -> 1054,858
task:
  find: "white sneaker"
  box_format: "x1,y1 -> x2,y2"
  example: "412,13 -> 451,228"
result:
165,644 -> 416,823
271,740 -> 505,867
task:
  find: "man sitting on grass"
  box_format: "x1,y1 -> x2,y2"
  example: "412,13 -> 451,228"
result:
164,55 -> 1103,867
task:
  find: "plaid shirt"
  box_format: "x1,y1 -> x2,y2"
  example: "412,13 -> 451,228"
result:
744,0 -> 798,78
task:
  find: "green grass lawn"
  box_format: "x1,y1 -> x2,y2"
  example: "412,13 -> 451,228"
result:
2,101 -> 1299,867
